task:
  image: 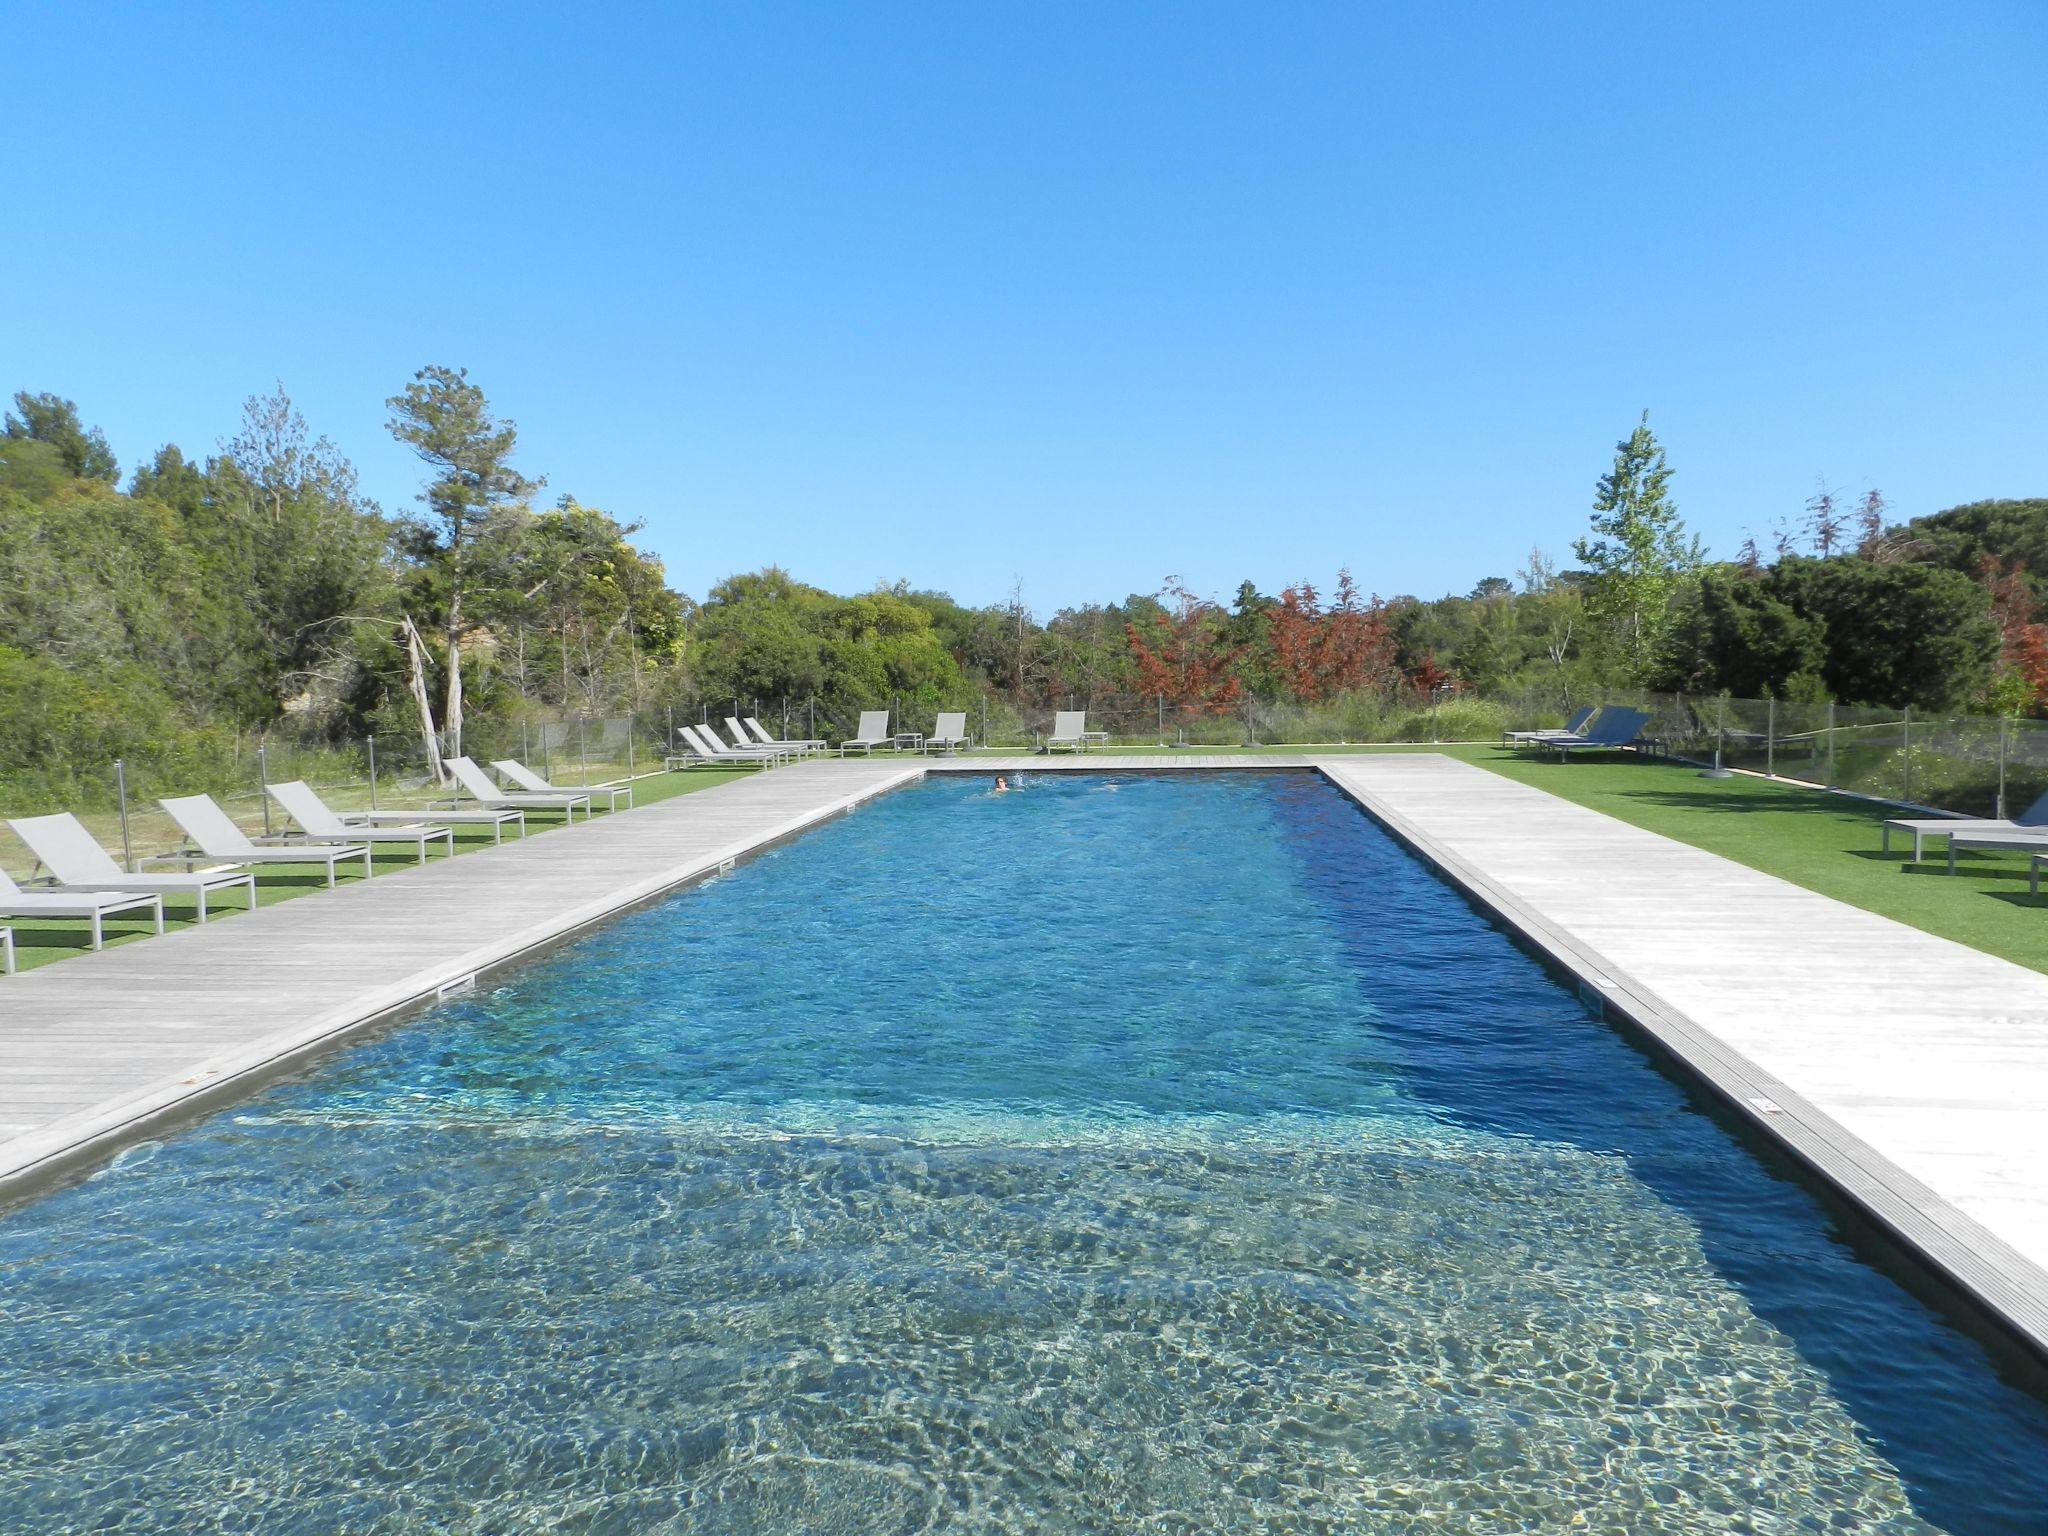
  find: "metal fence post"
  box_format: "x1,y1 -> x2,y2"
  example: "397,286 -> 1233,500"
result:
579,715 -> 589,786
1903,706 -> 1913,803
1825,704 -> 1835,789
522,719 -> 531,764
258,743 -> 271,835
368,734 -> 379,811
1766,698 -> 1775,778
1998,716 -> 2010,820
543,724 -> 553,781
115,758 -> 133,872
980,693 -> 987,748
627,714 -> 636,775
666,706 -> 674,754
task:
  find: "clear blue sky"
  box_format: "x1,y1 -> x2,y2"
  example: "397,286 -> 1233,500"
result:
4,2 -> 2043,614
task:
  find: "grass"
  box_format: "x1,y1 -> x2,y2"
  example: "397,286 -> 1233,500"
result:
3,766 -> 752,974
1441,745 -> 2048,976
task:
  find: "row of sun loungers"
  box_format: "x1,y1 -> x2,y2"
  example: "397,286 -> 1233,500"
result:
1503,706 -> 1651,759
666,711 -> 1115,768
0,756 -> 630,964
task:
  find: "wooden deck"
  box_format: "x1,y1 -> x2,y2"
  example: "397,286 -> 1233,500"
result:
4,746 -> 2047,1354
0,758 -> 921,1195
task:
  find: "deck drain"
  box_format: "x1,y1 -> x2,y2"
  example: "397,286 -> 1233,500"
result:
1747,1096 -> 1785,1116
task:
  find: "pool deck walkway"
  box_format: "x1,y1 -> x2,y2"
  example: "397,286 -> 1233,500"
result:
0,758 -> 921,1196
5,748 -> 2048,1355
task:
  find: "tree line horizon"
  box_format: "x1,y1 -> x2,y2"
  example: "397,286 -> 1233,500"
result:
3,373 -> 2045,793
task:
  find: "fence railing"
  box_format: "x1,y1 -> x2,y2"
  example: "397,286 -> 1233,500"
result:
1601,693 -> 2042,820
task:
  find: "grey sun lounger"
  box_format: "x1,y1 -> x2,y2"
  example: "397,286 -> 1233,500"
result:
840,711 -> 895,755
1548,707 -> 1649,758
1882,790 -> 2048,862
745,717 -> 827,752
1941,828 -> 2048,875
492,759 -> 633,812
160,794 -> 372,888
265,780 -> 456,863
1505,707 -> 1597,747
0,923 -> 10,974
1047,711 -> 1098,753
7,812 -> 257,922
0,866 -> 164,951
446,757 -> 591,820
925,712 -> 971,754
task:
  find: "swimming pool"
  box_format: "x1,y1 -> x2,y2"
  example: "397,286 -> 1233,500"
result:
2,771 -> 2046,1531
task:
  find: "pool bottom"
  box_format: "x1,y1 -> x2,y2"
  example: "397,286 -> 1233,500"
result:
1,1099 -> 1956,1533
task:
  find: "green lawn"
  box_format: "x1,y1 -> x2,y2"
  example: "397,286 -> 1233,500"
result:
1442,745 -> 2048,975
3,766 -> 752,974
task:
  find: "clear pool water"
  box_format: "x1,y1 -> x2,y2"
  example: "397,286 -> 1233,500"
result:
3,772 -> 2047,1533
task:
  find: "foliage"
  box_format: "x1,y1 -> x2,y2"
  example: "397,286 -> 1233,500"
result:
4,391 -> 118,481
1573,411 -> 1701,683
1125,578 -> 1244,716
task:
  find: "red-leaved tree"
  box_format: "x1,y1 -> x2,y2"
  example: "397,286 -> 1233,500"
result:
1984,558 -> 2048,709
1266,569 -> 1398,700
1126,577 -> 1245,716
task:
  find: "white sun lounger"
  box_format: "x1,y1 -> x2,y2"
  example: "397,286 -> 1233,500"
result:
679,724 -> 788,767
925,712 -> 971,754
664,729 -> 735,770
492,759 -> 633,812
160,794 -> 372,888
0,866 -> 163,951
840,711 -> 895,755
1882,790 -> 2048,862
265,780 -> 455,863
726,718 -> 815,759
746,717 -> 826,752
446,757 -> 591,820
8,812 -> 257,922
0,923 -> 10,974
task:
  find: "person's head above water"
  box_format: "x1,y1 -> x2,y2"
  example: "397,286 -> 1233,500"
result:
993,775 -> 1009,793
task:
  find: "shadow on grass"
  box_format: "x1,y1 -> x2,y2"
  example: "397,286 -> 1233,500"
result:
1605,785 -> 1892,821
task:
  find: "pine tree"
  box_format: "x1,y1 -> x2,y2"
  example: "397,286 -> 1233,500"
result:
1573,411 -> 1701,683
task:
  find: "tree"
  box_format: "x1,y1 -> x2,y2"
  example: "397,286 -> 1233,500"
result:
386,366 -> 541,767
1982,558 -> 2048,713
1125,577 -> 1243,721
1574,411 -> 1701,683
1805,482 -> 1846,558
4,391 -> 117,481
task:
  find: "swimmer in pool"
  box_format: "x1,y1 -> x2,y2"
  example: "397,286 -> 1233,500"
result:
993,776 -> 1010,794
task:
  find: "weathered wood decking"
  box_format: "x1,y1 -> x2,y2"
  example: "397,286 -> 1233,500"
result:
0,758 -> 921,1194
4,747 -> 2047,1354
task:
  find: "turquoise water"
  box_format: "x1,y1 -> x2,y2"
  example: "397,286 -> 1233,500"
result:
3,771 -> 2047,1532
